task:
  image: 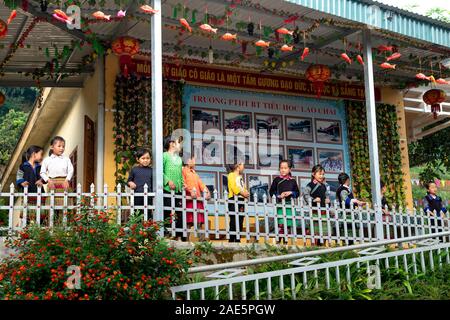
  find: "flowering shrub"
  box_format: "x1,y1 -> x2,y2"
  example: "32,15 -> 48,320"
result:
0,199 -> 196,300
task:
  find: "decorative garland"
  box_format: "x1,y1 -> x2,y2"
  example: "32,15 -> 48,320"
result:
347,101 -> 406,208
112,75 -> 183,185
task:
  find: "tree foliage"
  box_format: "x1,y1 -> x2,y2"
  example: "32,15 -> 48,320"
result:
0,109 -> 28,167
408,126 -> 450,183
0,88 -> 37,175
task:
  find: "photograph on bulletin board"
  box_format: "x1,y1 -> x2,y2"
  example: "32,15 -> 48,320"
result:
257,144 -> 285,169
326,179 -> 340,202
247,174 -> 271,202
191,107 -> 221,134
285,116 -> 313,142
224,141 -> 256,168
315,119 -> 343,144
192,137 -> 223,166
196,171 -> 218,194
223,111 -> 253,136
317,149 -> 344,173
254,113 -> 283,139
287,146 -> 314,171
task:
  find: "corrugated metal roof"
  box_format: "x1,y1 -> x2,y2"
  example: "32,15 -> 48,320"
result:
284,0 -> 450,48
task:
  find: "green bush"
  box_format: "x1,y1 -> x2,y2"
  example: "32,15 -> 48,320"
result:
0,198 -> 198,300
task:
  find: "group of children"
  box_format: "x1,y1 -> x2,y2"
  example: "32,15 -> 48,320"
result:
16,134 -> 447,241
17,136 -> 74,197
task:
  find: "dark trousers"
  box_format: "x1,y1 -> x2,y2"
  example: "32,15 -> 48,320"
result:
134,196 -> 153,208
163,191 -> 184,239
228,200 -> 245,242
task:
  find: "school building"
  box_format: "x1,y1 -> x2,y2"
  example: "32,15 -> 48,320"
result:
1,0 -> 450,213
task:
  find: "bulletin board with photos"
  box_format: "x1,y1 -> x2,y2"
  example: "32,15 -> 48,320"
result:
184,85 -> 351,200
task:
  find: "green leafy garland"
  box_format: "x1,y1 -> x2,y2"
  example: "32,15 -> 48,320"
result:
113,75 -> 183,186
347,101 -> 406,208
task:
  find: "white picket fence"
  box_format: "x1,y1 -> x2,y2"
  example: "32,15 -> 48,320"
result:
171,231 -> 450,300
0,183 -> 449,246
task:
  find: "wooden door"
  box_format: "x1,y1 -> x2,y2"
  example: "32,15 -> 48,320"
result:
83,116 -> 95,192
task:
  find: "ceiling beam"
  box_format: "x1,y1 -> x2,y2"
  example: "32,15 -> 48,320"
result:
413,120 -> 450,140
18,0 -> 88,42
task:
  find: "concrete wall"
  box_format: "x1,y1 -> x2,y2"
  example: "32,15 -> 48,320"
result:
104,54 -> 120,192
44,65 -> 99,188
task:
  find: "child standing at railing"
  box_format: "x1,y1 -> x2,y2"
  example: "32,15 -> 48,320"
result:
227,162 -> 249,243
303,164 -> 330,245
423,181 -> 448,236
269,160 -> 300,235
40,136 -> 74,224
303,164 -> 330,208
16,145 -> 45,225
163,136 -> 184,240
336,172 -> 366,244
182,153 -> 211,241
127,148 -> 153,213
336,173 -> 366,208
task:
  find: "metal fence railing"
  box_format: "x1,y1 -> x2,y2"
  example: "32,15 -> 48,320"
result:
1,183 -> 449,246
170,231 -> 450,300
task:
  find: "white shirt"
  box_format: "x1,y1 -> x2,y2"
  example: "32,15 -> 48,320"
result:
40,154 -> 74,182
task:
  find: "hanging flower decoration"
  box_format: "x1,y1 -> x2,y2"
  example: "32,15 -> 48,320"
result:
0,19 -> 8,39
0,91 -> 5,106
111,36 -> 140,77
305,64 -> 331,98
423,89 -> 446,119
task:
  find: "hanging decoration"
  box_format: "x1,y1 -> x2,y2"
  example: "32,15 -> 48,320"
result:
199,24 -> 218,33
423,89 -> 446,119
53,9 -> 70,23
305,64 -> 331,98
377,45 -> 394,53
340,53 -> 352,64
0,19 -> 7,38
113,76 -> 183,186
255,40 -> 270,48
380,62 -> 396,69
111,36 -> 140,77
7,10 -> 17,25
0,91 -> 5,107
92,11 -> 111,21
140,5 -> 159,14
179,18 -> 192,32
281,44 -> 293,52
221,32 -> 237,41
386,52 -> 401,62
276,27 -> 293,36
356,54 -> 364,66
300,47 -> 309,61
347,101 -> 405,207
117,10 -> 126,18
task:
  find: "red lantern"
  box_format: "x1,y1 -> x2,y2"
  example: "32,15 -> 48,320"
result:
423,89 -> 446,119
305,64 -> 331,98
111,37 -> 140,77
0,19 -> 8,39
